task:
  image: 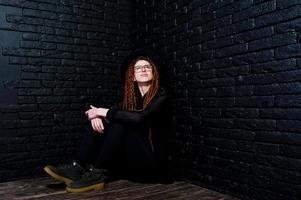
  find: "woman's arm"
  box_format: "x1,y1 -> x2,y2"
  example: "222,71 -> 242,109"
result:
106,91 -> 168,124
85,105 -> 109,120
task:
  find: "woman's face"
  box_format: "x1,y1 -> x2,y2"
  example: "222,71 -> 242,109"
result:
134,59 -> 153,83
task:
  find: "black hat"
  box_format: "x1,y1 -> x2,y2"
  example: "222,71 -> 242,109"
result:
120,49 -> 163,80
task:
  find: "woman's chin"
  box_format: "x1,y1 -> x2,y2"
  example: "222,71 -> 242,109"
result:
136,80 -> 152,84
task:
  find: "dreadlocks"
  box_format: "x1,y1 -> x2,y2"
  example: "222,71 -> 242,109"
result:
122,56 -> 160,111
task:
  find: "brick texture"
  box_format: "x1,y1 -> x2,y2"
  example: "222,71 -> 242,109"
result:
132,0 -> 301,200
1,0 -> 301,199
0,0 -> 131,181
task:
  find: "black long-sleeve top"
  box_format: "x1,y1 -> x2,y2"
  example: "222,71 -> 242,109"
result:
106,86 -> 170,162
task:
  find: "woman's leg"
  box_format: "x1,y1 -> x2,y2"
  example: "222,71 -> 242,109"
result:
65,122 -> 125,193
43,122 -> 105,184
93,121 -> 127,170
91,122 -> 160,180
75,122 -> 106,167
125,131 -> 159,179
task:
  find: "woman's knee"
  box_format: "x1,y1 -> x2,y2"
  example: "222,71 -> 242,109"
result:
105,121 -> 126,135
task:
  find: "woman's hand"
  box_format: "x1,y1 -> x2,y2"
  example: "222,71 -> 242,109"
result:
91,117 -> 104,133
85,105 -> 109,120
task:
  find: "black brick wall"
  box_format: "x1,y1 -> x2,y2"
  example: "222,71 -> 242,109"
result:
1,0 -> 301,199
132,0 -> 301,199
0,0 -> 132,181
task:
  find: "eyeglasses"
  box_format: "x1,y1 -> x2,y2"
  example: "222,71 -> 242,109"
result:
134,64 -> 152,72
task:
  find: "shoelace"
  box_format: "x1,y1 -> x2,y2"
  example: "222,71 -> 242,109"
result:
82,167 -> 107,179
57,161 -> 78,169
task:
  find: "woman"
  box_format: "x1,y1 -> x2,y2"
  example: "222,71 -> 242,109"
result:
44,55 -> 170,193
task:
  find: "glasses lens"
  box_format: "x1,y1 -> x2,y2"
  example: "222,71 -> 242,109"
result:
134,65 -> 152,72
145,65 -> 152,70
134,66 -> 141,71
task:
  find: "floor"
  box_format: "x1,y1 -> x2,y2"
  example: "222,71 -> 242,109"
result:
0,177 -> 240,200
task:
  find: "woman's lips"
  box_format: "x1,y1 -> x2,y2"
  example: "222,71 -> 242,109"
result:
140,74 -> 148,77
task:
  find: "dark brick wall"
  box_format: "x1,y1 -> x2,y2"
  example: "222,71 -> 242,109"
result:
132,0 -> 301,199
2,0 -> 301,199
0,0 -> 132,181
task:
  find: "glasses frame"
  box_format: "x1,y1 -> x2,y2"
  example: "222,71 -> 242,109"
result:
134,64 -> 153,73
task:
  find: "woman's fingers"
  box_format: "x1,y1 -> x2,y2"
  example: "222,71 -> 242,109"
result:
95,119 -> 103,133
85,105 -> 96,118
90,117 -> 105,133
91,119 -> 97,132
97,118 -> 104,133
94,118 -> 100,132
85,107 -> 99,120
99,118 -> 104,131
91,118 -> 103,133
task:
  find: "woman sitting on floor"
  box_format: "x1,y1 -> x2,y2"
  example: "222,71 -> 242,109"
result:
44,53 -> 171,193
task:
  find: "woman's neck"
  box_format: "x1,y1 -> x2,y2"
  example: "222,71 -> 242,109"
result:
137,82 -> 151,97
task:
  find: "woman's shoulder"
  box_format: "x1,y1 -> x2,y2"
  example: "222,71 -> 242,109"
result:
156,87 -> 168,97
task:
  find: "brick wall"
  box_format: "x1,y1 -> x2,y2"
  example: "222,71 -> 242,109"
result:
132,0 -> 301,199
1,0 -> 301,199
0,0 -> 132,181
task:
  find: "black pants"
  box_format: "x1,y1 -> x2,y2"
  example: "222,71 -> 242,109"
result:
75,121 -> 160,179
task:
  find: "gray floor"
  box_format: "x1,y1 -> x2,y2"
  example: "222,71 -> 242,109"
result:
0,177 -> 240,200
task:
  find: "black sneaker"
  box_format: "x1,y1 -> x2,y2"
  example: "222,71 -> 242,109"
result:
43,160 -> 84,184
66,166 -> 107,193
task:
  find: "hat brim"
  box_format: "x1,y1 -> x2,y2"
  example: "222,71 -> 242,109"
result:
120,49 -> 163,80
